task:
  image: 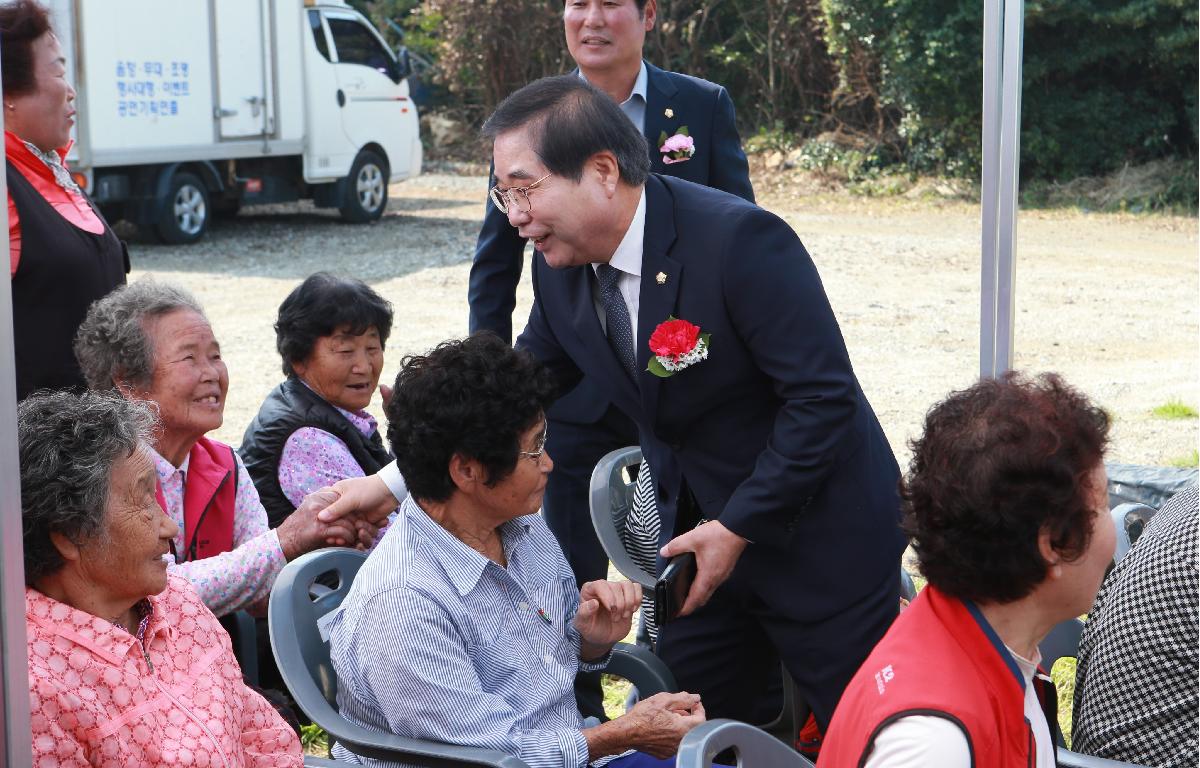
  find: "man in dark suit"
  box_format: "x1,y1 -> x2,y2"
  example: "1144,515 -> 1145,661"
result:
488,75 -> 907,732
469,0 -> 755,621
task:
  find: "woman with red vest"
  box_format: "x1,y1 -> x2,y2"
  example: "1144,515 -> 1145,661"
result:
819,373 -> 1115,768
3,0 -> 128,400
73,280 -> 360,617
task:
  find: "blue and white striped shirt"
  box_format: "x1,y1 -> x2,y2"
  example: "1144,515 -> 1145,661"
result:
329,495 -> 613,767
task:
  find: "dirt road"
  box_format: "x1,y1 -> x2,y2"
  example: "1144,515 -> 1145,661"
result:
129,173 -> 1198,468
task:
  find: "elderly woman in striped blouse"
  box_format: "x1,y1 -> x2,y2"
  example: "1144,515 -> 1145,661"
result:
329,334 -> 709,768
72,279 -> 361,617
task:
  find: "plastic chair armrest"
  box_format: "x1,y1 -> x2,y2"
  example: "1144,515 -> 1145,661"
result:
606,642 -> 677,696
677,719 -> 812,768
328,717 -> 531,767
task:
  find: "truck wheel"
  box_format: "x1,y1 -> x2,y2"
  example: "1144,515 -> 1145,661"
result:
155,172 -> 210,244
339,150 -> 388,223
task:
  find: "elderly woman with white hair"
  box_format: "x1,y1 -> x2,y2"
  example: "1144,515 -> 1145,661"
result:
20,390 -> 303,767
73,279 -> 361,617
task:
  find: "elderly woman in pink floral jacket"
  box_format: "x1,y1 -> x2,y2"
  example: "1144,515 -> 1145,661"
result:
19,390 -> 302,767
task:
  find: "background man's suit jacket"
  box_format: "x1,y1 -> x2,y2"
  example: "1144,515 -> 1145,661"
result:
470,62 -> 754,425
517,175 -> 906,617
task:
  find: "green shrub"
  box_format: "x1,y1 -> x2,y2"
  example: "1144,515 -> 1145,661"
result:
821,0 -> 1199,180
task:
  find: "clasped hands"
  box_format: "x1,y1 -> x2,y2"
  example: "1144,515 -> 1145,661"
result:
277,487 -> 386,560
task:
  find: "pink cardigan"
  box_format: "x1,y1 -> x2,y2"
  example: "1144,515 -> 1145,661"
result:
26,574 -> 302,767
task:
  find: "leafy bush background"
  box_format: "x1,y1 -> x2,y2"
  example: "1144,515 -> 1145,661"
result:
353,0 -> 1197,187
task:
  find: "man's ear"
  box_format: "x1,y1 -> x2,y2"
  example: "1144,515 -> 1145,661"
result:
49,530 -> 83,564
643,0 -> 657,30
590,151 -> 621,197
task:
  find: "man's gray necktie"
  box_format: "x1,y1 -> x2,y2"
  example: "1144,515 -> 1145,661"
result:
596,263 -> 637,379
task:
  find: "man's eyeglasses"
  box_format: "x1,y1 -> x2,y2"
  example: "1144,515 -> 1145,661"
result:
518,423 -> 550,463
489,173 -> 551,214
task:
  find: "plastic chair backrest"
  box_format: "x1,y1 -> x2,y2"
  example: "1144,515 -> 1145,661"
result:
270,548 -> 530,767
1110,503 -> 1155,563
269,547 -> 365,710
589,446 -> 656,588
677,719 -> 814,768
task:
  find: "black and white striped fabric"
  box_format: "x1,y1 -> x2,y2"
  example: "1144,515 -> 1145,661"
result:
1071,483 -> 1199,767
622,462 -> 662,643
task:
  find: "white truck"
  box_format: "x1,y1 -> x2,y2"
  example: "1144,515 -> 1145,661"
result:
47,0 -> 422,243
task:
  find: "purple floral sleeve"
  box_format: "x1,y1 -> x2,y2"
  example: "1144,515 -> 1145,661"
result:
278,427 -> 369,508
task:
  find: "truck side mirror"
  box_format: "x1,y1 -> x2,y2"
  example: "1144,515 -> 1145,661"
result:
394,47 -> 412,81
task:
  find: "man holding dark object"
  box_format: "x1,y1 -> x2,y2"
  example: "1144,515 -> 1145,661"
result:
469,0 -> 755,719
319,76 -> 904,737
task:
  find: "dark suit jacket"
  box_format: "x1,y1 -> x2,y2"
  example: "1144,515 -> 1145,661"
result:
516,175 -> 905,617
469,63 -> 754,424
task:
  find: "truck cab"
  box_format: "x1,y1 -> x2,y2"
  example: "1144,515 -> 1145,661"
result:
54,0 -> 422,243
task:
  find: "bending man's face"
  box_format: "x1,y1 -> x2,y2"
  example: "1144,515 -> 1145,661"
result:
491,126 -> 613,269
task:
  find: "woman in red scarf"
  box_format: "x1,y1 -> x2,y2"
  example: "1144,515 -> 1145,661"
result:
2,0 -> 127,400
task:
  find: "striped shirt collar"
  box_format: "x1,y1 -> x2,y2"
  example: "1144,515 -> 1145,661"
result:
402,495 -> 534,596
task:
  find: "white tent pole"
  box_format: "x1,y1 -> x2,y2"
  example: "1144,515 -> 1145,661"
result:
980,0 -> 1023,378
0,49 -> 33,766
980,0 -> 1004,376
994,0 -> 1025,374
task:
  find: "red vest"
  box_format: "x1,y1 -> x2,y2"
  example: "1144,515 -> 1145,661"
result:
818,585 -> 1038,768
155,437 -> 238,561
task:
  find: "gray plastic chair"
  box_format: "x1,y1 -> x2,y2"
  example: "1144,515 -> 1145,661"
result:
677,719 -> 814,768
1110,502 -> 1155,563
270,547 -> 677,767
588,447 -> 808,744
219,609 -> 259,686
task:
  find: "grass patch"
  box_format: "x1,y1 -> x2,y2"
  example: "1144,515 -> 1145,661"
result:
300,723 -> 329,757
1151,399 -> 1199,420
1167,449 -> 1200,468
1021,158 -> 1198,215
602,674 -> 635,720
1051,658 -> 1077,749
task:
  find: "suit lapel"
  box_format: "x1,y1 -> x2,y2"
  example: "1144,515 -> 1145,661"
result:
643,63 -> 679,174
563,264 -> 641,414
637,176 -> 681,422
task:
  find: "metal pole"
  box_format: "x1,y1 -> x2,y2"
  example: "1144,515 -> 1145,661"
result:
980,0 -> 1023,378
994,0 -> 1025,374
0,44 -> 34,768
980,0 -> 1003,377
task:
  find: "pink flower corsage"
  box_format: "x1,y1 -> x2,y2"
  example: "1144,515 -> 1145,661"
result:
647,316 -> 710,378
658,127 -> 695,165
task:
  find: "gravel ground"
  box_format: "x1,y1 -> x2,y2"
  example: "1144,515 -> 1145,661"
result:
128,172 -> 1198,470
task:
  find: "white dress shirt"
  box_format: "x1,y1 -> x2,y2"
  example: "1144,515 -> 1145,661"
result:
590,189 -> 646,341
581,60 -> 648,133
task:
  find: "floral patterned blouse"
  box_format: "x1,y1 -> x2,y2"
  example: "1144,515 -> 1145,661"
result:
152,446 -> 286,617
26,575 -> 302,767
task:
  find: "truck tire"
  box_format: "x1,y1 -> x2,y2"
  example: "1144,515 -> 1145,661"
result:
339,150 -> 388,223
155,171 -> 210,244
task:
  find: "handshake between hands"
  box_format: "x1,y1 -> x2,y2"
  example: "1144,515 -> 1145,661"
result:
575,578 -> 707,761
276,487 -> 387,561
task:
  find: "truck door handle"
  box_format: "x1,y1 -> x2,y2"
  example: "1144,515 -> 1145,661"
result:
336,89 -> 346,107
214,107 -> 237,118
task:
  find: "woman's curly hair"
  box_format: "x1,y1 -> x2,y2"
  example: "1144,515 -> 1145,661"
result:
902,372 -> 1110,604
385,333 -> 557,503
